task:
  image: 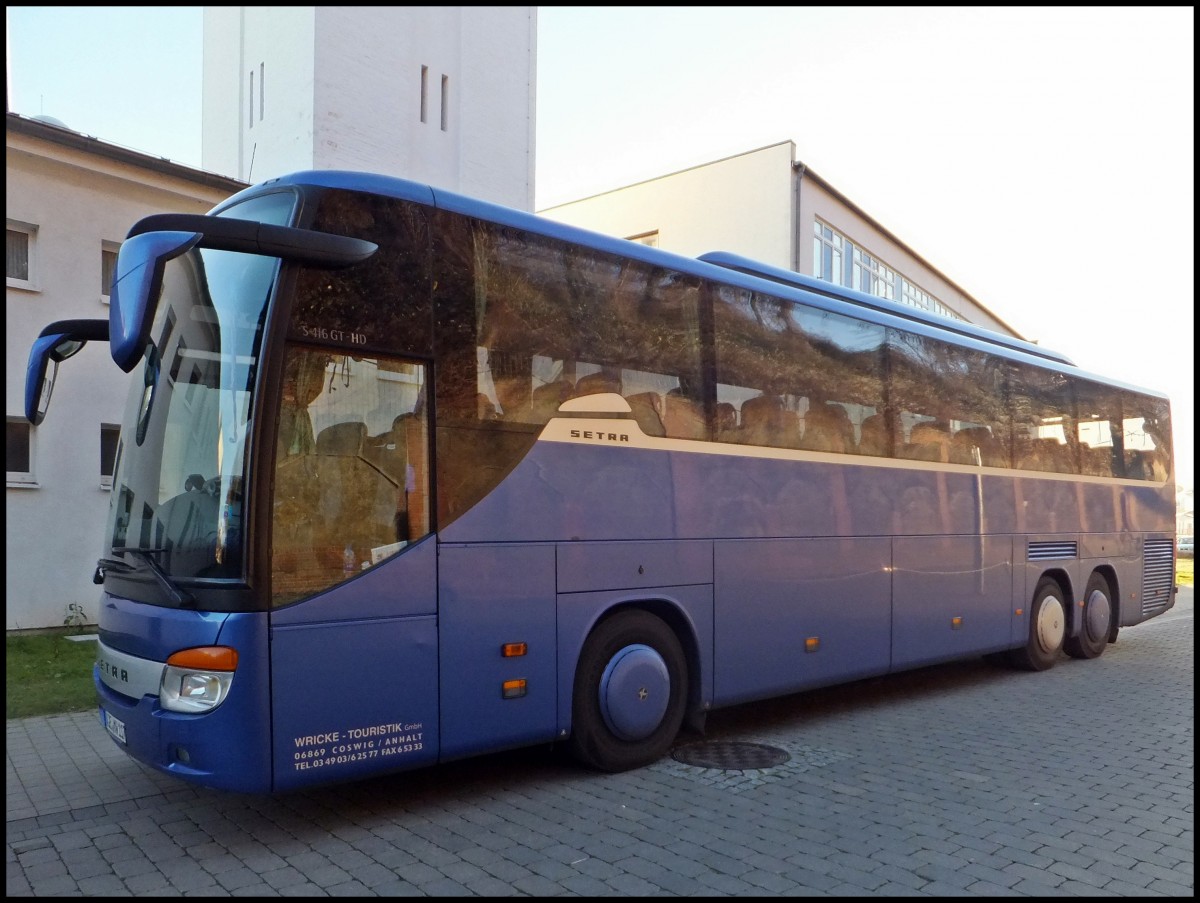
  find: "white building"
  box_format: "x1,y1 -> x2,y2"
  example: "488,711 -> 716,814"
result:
538,141 -> 1022,338
201,6 -> 537,210
6,114 -> 246,630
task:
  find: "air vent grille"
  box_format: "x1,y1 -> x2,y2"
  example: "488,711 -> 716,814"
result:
1028,541 -> 1078,561
1142,539 -> 1174,616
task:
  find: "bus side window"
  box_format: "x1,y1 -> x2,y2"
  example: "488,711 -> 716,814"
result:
271,349 -> 430,606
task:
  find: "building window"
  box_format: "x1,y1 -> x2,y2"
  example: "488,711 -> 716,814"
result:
812,220 -> 845,285
100,424 -> 120,489
852,247 -> 895,300
901,279 -> 934,312
248,63 -> 264,126
101,242 -> 119,303
627,231 -> 659,247
441,74 -> 449,131
7,220 -> 37,290
420,65 -> 429,123
6,417 -> 35,486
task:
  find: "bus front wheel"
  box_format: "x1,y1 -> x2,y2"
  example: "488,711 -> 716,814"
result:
568,610 -> 687,772
1008,577 -> 1066,671
1064,572 -> 1113,660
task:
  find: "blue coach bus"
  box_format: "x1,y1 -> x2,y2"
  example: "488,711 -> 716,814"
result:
26,171 -> 1177,792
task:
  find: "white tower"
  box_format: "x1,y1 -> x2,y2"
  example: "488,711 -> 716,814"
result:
201,7 -> 536,210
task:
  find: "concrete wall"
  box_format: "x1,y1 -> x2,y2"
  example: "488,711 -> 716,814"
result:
539,142 -> 795,266
5,122 -> 241,630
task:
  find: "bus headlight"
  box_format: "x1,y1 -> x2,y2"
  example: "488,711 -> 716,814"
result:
159,646 -> 237,713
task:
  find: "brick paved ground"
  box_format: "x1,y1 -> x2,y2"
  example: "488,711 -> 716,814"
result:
7,588 -> 1192,896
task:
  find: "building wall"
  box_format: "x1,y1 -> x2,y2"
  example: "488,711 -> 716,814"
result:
5,121 -> 242,630
202,7 -> 317,184
539,142 -> 795,267
539,141 -> 1022,340
203,6 -> 536,210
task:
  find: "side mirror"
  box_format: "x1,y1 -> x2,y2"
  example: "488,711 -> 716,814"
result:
109,230 -> 202,372
25,319 -> 110,424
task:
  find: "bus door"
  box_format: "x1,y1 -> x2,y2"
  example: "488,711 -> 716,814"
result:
266,348 -> 439,790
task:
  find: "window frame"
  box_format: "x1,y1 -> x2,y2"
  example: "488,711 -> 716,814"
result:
7,220 -> 39,291
6,416 -> 37,487
100,240 -> 120,304
100,423 -> 121,490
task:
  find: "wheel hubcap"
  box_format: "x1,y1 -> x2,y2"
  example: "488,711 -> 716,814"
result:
1036,594 -> 1065,654
598,644 -> 670,742
1084,589 -> 1111,641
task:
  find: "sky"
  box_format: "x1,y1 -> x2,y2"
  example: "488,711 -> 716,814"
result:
6,6 -> 1195,490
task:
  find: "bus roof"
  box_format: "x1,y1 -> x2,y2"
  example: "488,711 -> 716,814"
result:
232,170 -> 1168,401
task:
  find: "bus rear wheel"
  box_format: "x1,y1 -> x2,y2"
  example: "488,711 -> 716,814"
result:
568,610 -> 687,773
1008,577 -> 1066,671
1064,572 -> 1113,660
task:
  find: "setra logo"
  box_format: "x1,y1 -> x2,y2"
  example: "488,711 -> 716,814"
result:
98,658 -> 130,684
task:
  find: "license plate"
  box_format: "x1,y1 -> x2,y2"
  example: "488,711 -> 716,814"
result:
102,708 -> 126,744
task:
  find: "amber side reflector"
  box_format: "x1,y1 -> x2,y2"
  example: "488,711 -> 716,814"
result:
951,617 -> 963,630
1015,609 -> 1024,617
166,646 -> 238,671
804,637 -> 820,653
502,679 -> 527,699
502,643 -> 527,657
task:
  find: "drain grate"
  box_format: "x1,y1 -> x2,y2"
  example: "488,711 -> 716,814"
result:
671,740 -> 790,770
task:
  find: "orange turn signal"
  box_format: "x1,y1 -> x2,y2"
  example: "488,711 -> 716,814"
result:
165,646 -> 238,671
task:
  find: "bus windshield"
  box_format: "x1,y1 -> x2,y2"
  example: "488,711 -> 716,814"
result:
105,199 -> 292,591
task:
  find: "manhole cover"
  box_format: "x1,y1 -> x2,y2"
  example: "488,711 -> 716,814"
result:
671,741 -> 791,770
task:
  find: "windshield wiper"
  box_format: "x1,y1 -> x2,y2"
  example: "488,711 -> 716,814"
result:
111,547 -> 195,608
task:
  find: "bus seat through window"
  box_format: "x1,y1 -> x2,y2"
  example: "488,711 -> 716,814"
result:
906,421 -> 952,463
801,404 -> 853,453
739,394 -> 785,447
858,413 -> 888,457
663,391 -> 705,440
715,402 -> 738,442
573,371 -> 620,398
531,379 -> 573,422
625,391 -> 665,437
316,421 -> 367,456
952,426 -> 1005,467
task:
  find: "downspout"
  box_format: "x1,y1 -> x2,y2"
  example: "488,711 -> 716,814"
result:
792,162 -> 807,274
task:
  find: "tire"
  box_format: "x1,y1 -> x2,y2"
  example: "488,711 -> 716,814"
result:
1007,576 -> 1066,671
1064,572 -> 1113,660
568,610 -> 687,772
